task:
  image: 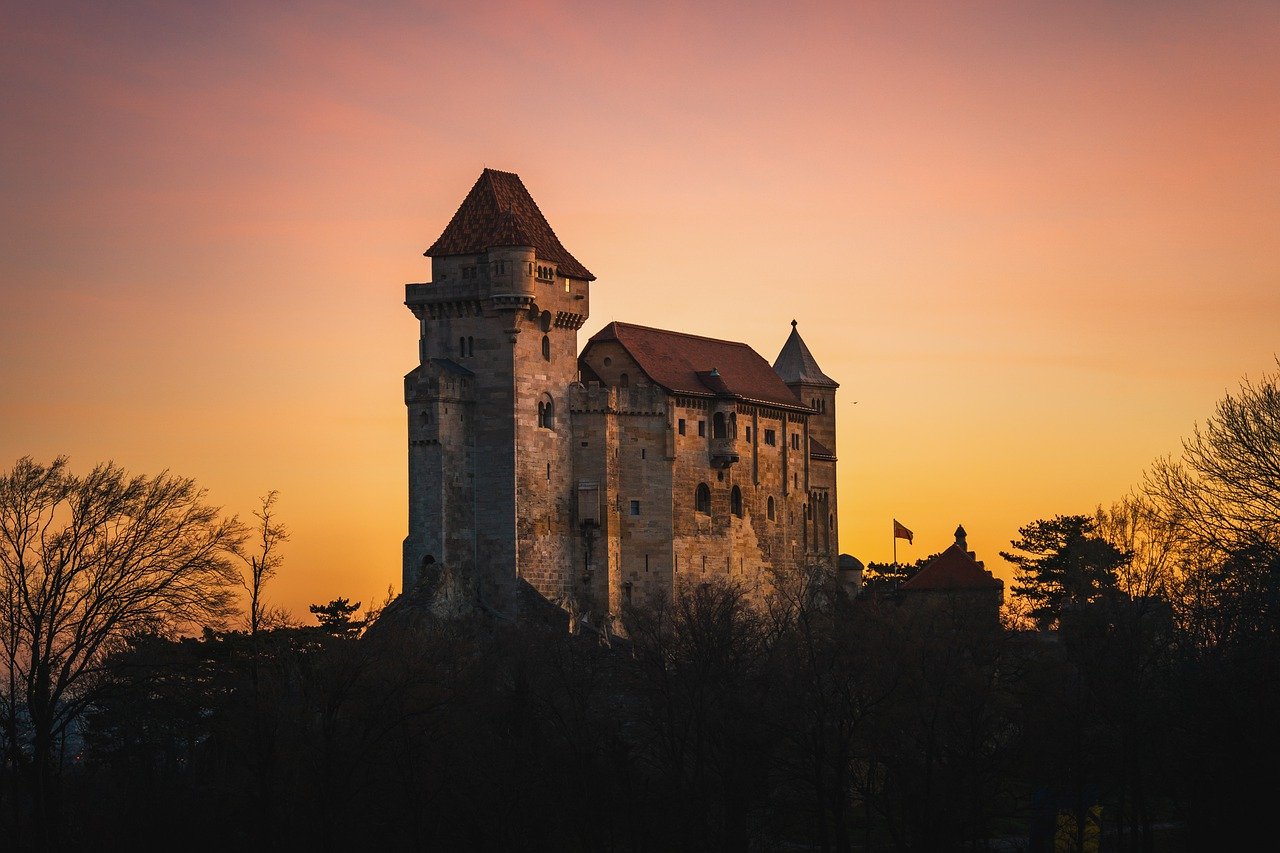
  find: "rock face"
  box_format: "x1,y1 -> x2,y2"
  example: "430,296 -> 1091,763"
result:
402,169 -> 842,622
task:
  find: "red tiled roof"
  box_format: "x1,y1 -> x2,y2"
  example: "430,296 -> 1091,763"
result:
585,322 -> 808,410
901,544 -> 1004,592
426,169 -> 594,281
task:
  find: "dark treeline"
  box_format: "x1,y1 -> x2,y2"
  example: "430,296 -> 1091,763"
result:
3,564 -> 1275,852
2,364 -> 1277,851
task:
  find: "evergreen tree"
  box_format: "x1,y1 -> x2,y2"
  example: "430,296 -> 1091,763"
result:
1001,515 -> 1130,629
309,597 -> 366,638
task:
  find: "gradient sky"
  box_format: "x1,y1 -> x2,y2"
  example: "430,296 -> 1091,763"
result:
3,1 -> 1278,619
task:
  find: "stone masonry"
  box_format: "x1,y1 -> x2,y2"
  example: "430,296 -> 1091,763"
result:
404,169 -> 841,621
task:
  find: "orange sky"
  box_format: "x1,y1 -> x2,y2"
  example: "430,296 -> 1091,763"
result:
3,1 -> 1278,620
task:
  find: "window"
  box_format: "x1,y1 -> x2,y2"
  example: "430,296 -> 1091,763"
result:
546,463 -> 551,481
467,336 -> 474,357
745,426 -> 752,442
623,582 -> 633,604
731,486 -> 743,518
697,420 -> 706,438
764,429 -> 776,446
620,373 -> 629,388
630,500 -> 640,516
678,418 -> 686,436
603,356 -> 612,367
791,433 -> 800,450
767,496 -> 775,521
695,483 -> 711,515
542,335 -> 551,361
537,394 -> 555,429
641,448 -> 646,460
459,337 -> 465,357
713,412 -> 727,439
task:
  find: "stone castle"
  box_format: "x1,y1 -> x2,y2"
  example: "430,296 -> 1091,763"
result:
403,169 -> 840,619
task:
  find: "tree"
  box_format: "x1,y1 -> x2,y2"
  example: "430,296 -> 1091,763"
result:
1001,515 -> 1130,630
0,457 -> 243,846
240,491 -> 288,638
1145,361 -> 1280,551
860,554 -> 940,596
309,597 -> 366,639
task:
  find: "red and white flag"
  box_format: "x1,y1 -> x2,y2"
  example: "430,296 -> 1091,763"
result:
893,519 -> 913,544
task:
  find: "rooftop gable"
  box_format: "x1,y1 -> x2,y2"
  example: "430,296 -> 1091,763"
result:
426,168 -> 594,281
586,322 -> 808,410
901,542 -> 1004,592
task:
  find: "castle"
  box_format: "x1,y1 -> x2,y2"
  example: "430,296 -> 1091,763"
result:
403,169 -> 840,619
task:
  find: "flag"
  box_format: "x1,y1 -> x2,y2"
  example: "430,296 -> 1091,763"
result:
893,519 -> 913,544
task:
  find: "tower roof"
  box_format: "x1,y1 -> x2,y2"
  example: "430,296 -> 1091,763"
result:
586,322 -> 809,411
773,320 -> 838,388
426,169 -> 595,281
901,527 -> 1003,592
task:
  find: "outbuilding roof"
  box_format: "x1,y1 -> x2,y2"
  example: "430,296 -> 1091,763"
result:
426,168 -> 594,281
901,533 -> 1004,592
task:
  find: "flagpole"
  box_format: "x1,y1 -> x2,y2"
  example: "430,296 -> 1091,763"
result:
893,520 -> 897,566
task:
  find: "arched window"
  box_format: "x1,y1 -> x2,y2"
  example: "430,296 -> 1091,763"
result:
713,412 -> 727,439
459,337 -> 466,357
537,394 -> 555,430
767,496 -> 775,521
730,486 -> 743,518
695,483 -> 711,515
620,372 -> 629,388
542,334 -> 551,361
467,336 -> 474,357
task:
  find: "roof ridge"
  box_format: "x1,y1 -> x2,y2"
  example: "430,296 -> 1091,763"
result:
609,321 -> 754,350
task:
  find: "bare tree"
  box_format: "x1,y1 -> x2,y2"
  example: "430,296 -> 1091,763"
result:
240,490 -> 288,637
0,456 -> 244,845
1145,361 -> 1280,554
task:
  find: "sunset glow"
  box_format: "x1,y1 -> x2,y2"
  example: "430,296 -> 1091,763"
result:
3,1 -> 1278,618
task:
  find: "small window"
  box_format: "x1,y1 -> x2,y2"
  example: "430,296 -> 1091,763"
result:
767,496 -> 775,521
542,335 -> 551,361
678,418 -> 686,436
603,356 -> 612,367
630,500 -> 641,516
697,420 -> 706,438
713,412 -> 727,439
546,463 -> 551,481
791,433 -> 800,450
641,448 -> 646,460
459,337 -> 466,357
745,426 -> 752,442
467,336 -> 474,357
623,581 -> 633,604
537,395 -> 555,430
695,483 -> 711,515
730,486 -> 743,518
764,429 -> 776,446
620,373 -> 629,388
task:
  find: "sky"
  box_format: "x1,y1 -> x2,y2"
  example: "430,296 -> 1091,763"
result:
2,1 -> 1278,620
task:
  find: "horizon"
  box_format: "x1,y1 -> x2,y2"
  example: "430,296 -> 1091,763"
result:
3,1 -> 1278,620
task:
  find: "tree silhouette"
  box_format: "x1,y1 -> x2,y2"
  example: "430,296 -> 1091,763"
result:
1002,515 -> 1130,630
309,597 -> 366,638
0,457 -> 243,847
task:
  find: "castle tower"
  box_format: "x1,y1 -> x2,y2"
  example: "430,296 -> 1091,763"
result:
774,320 -> 840,569
403,169 -> 593,614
